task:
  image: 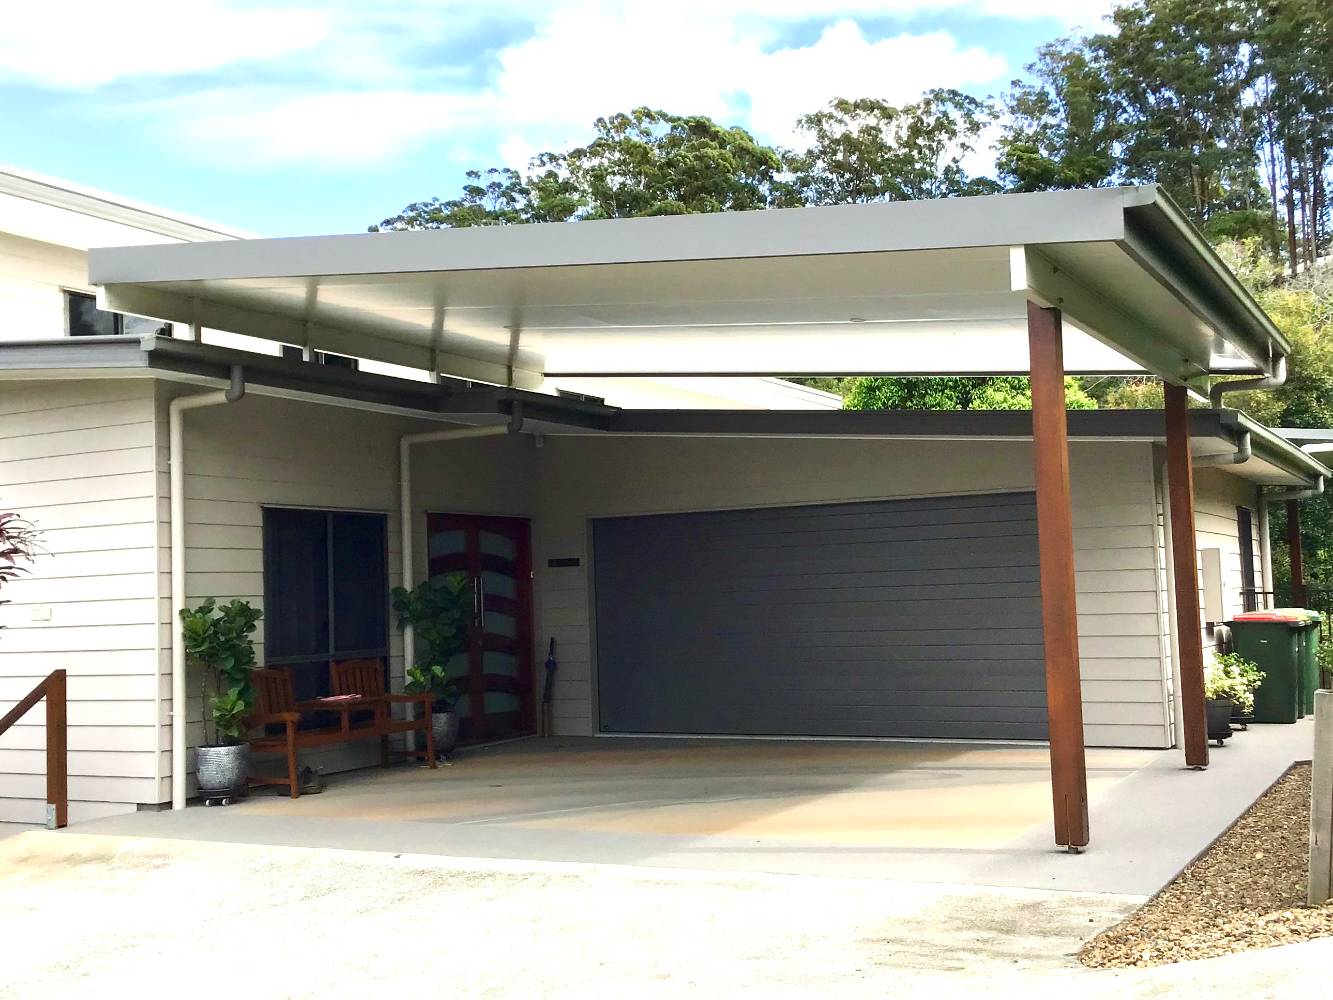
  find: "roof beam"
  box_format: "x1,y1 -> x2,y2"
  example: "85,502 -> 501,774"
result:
1014,245 -> 1209,383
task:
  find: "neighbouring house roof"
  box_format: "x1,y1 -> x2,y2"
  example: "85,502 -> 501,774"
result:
1,335 -> 1323,487
88,186 -> 1287,386
0,163 -> 252,250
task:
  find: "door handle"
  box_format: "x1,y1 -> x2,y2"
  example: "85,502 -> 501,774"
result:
478,575 -> 486,629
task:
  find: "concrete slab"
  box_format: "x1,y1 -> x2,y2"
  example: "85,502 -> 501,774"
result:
65,723 -> 1313,897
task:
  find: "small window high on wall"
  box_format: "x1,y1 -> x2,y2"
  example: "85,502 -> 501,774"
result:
262,508 -> 389,707
64,290 -> 171,338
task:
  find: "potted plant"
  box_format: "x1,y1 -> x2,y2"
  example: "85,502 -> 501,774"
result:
392,574 -> 469,759
1203,652 -> 1263,746
180,598 -> 263,798
403,663 -> 464,756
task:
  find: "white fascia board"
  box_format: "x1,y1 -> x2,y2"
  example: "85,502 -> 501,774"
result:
0,164 -> 250,249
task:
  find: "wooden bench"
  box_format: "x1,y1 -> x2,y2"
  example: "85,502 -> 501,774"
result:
330,658 -> 435,767
247,664 -> 436,798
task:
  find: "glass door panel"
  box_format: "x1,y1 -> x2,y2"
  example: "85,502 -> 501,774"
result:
426,513 -> 534,743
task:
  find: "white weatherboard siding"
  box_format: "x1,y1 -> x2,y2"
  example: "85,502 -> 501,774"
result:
164,388 -> 534,788
0,232 -> 88,340
1192,467 -> 1263,658
533,437 -> 1172,748
0,380 -> 162,822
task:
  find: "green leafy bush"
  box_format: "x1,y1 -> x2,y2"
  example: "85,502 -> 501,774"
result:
1204,652 -> 1265,714
403,664 -> 463,713
180,598 -> 263,745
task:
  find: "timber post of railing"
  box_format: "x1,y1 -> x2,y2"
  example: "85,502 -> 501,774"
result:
0,669 -> 68,830
1313,689 -> 1333,905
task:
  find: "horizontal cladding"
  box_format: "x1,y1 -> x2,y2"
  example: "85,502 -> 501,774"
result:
536,435 -> 1170,747
594,492 -> 1049,741
0,380 -> 162,818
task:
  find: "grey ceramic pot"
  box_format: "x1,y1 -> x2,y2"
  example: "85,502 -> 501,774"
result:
196,744 -> 249,793
431,711 -> 460,758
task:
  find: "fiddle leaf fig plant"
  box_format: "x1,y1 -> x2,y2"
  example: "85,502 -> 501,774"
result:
403,664 -> 463,713
180,598 -> 263,746
392,573 -> 470,714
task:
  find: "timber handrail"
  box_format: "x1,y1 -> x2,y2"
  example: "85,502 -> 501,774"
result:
0,669 -> 67,829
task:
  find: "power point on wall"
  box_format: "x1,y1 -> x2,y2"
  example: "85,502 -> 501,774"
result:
29,606 -> 52,622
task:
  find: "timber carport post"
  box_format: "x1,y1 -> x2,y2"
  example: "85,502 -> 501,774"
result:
1165,383 -> 1210,769
1027,303 -> 1090,850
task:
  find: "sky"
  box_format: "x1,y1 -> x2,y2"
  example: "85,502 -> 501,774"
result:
1,0 -> 1120,237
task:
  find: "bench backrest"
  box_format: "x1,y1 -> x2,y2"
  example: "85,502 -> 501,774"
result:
252,668 -> 297,716
330,658 -> 387,699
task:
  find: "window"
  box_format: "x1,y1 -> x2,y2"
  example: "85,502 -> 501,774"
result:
262,508 -> 388,711
1237,506 -> 1258,612
280,344 -> 359,370
64,290 -> 171,338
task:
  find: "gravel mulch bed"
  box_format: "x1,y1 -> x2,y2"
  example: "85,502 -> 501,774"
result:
1081,764 -> 1333,968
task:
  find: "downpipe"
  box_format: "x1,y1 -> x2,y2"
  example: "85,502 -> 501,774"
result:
169,365 -> 245,810
1209,355 -> 1287,408
1194,430 -> 1251,468
399,405 -> 527,715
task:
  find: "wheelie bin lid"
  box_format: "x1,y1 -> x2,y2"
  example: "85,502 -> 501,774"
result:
1231,609 -> 1320,624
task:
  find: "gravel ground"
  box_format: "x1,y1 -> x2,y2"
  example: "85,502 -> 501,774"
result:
1081,764 -> 1333,968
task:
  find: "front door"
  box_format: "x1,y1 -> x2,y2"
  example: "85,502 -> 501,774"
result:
426,513 -> 534,743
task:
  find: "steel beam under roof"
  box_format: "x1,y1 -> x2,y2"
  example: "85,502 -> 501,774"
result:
89,186 -> 1287,385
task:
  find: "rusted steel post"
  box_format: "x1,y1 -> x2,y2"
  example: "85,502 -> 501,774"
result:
1165,384 -> 1209,769
1027,302 -> 1090,849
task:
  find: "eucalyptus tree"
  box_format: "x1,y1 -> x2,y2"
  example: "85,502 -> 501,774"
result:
786,89 -> 1000,205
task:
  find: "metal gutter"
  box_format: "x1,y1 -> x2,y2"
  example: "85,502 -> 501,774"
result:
1122,188 -> 1290,363
1227,410 -> 1332,484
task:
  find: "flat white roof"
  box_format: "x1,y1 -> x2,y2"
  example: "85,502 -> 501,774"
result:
90,186 -> 1287,385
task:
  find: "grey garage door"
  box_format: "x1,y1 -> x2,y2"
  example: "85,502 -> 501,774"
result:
592,492 -> 1047,740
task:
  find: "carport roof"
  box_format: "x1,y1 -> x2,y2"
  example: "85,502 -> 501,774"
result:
2,334 -> 1323,487
88,186 -> 1287,385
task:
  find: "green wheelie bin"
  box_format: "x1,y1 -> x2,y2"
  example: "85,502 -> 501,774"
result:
1272,609 -> 1324,715
1228,611 -> 1306,723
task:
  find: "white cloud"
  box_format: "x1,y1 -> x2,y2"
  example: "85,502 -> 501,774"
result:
144,88 -> 471,166
0,1 -> 331,89
0,1 -> 1115,167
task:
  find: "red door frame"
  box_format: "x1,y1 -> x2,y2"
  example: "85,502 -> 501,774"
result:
425,512 -> 535,742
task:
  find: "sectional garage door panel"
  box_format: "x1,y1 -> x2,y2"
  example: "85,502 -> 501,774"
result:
592,492 -> 1047,740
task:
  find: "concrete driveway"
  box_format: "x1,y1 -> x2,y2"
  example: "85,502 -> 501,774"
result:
0,727 -> 1318,998
63,725 -> 1313,894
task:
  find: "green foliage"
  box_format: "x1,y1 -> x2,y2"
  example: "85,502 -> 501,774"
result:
180,598 -> 263,746
787,90 -> 1000,205
997,39 -> 1118,192
391,574 -> 469,710
371,108 -> 785,229
843,376 -> 1096,412
402,663 -> 463,713
1205,651 -> 1265,713
558,108 -> 786,219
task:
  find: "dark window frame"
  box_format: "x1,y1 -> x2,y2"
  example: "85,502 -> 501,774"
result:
63,289 -> 172,338
261,506 -> 389,667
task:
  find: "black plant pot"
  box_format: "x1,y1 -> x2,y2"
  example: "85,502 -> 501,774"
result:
1230,703 -> 1254,731
1206,698 -> 1235,746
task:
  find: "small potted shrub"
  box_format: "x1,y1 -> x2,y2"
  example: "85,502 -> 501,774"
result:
404,664 -> 464,757
1203,652 -> 1263,746
392,574 -> 469,759
180,598 -> 263,798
